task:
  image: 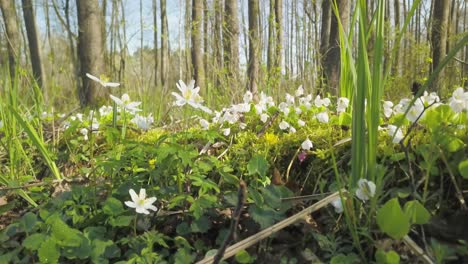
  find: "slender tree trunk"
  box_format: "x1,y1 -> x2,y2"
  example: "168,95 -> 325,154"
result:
267,0 -> 275,76
247,0 -> 259,98
430,0 -> 450,92
0,0 -> 21,80
161,0 -> 169,87
274,0 -> 283,84
224,0 -> 239,87
392,0 -> 401,76
21,0 -> 46,94
153,0 -> 159,87
320,0 -> 331,89
323,0 -> 350,95
76,0 -> 107,106
213,0 -> 223,87
192,0 -> 204,88
185,0 -> 192,79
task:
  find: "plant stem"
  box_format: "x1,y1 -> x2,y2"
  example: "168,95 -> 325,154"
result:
134,214 -> 138,236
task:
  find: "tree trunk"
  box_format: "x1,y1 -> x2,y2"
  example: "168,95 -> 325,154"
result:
274,0 -> 282,83
267,0 -> 275,76
0,0 -> 21,80
21,0 -> 47,96
392,0 -> 401,76
191,0 -> 204,88
153,0 -> 159,87
161,0 -> 169,87
247,0 -> 259,98
430,0 -> 450,92
213,0 -> 223,87
223,0 -> 239,87
76,0 -> 107,107
323,0 -> 350,95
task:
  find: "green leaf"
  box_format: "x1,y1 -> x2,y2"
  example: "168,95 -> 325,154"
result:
248,204 -> 282,229
376,249 -> 400,264
458,159 -> 468,179
235,250 -> 253,263
338,112 -> 352,126
109,215 -> 134,227
38,238 -> 60,264
262,186 -> 281,209
176,222 -> 191,236
174,247 -> 195,264
191,215 -> 212,233
84,226 -> 107,241
91,239 -> 117,262
20,212 -> 37,233
376,198 -> 410,239
247,155 -> 268,178
46,214 -> 82,247
403,200 -> 431,225
23,233 -> 47,250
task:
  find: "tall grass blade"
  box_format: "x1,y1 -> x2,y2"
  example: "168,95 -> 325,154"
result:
10,108 -> 62,181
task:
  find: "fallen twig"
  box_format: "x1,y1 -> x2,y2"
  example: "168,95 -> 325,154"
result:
402,235 -> 434,264
196,190 -> 342,264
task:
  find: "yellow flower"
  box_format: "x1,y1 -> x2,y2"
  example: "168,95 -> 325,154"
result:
148,159 -> 156,169
264,132 -> 279,145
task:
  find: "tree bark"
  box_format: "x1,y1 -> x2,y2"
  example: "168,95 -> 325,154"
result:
21,0 -> 47,95
267,0 -> 275,76
76,0 -> 107,106
274,0 -> 282,81
213,0 -> 223,87
247,0 -> 259,98
323,0 -> 350,95
161,0 -> 169,87
223,0 -> 239,86
430,0 -> 450,92
153,0 -> 159,87
191,0 -> 204,88
0,0 -> 21,80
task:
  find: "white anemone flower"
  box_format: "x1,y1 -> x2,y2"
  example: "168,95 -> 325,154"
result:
172,80 -> 212,114
110,93 -> 142,113
279,120 -> 290,130
289,126 -> 296,133
295,85 -> 304,97
125,188 -> 157,215
387,125 -> 404,144
260,113 -> 269,123
86,73 -> 120,88
131,114 -> 154,131
297,119 -> 305,127
449,87 -> 468,113
406,99 -> 425,122
80,128 -> 89,141
243,91 -> 253,104
199,119 -> 210,130
316,112 -> 329,123
336,97 -> 349,113
222,128 -> 231,136
331,198 -> 344,214
278,102 -> 290,115
301,138 -> 313,150
422,91 -> 440,105
355,179 -> 376,202
285,93 -> 295,105
383,101 -> 394,118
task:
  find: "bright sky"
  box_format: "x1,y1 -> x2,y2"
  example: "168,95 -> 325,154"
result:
35,0 -> 183,54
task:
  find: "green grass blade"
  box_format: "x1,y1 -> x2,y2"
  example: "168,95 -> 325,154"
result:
10,107 -> 62,181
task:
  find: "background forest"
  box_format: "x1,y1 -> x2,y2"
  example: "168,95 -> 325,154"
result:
1,0 -> 468,263
1,0 -> 466,114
